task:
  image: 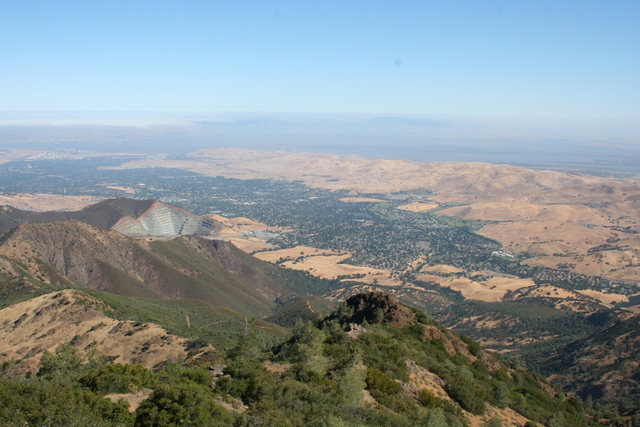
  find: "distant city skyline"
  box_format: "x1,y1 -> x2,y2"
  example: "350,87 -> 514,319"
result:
2,1 -> 639,122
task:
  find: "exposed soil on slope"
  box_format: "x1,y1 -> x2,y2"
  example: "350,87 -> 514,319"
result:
0,290 -> 192,373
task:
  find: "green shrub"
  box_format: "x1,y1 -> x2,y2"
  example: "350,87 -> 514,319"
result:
418,388 -> 445,408
135,383 -> 233,427
81,364 -> 157,393
365,367 -> 402,396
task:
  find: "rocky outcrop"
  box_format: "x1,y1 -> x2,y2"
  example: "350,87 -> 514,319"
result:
336,291 -> 504,368
340,291 -> 417,327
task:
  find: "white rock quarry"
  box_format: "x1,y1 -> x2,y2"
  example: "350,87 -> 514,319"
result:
112,202 -> 220,238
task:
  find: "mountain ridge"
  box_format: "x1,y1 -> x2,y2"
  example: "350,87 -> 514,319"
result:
0,197 -> 223,238
0,219 -> 309,317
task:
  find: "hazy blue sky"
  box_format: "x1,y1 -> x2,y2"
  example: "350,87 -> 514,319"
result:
2,0 -> 639,121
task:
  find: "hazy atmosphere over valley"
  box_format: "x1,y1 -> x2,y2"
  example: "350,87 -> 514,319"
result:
1,1 -> 639,426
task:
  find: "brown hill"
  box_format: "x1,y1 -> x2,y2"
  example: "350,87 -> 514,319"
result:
0,220 -> 289,317
0,197 -> 223,238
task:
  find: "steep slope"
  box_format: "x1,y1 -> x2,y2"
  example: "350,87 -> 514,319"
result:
252,291 -> 595,426
0,289 -> 192,373
545,313 -> 640,403
0,197 -> 223,238
0,220 -> 317,317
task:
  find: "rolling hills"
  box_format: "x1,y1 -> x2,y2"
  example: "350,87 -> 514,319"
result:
0,289 -> 193,373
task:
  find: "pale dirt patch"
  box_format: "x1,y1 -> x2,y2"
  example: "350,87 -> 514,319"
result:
396,201 -> 439,213
215,226 -> 250,239
206,214 -> 284,232
263,361 -> 293,373
215,397 -> 248,413
0,193 -> 102,211
253,246 -> 348,263
420,264 -> 464,275
105,389 -> 152,412
104,185 -> 136,194
406,360 -> 451,402
339,197 -> 386,203
466,406 -> 534,427
361,389 -> 377,406
226,237 -> 277,253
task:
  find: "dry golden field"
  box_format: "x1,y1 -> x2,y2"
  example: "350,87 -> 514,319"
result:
0,193 -> 102,211
253,245 -> 401,285
396,201 -> 439,212
417,273 -> 536,302
339,197 -> 387,203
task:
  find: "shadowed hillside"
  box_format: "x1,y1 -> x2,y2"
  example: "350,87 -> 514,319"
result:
0,220 -> 340,318
544,313 -> 640,407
